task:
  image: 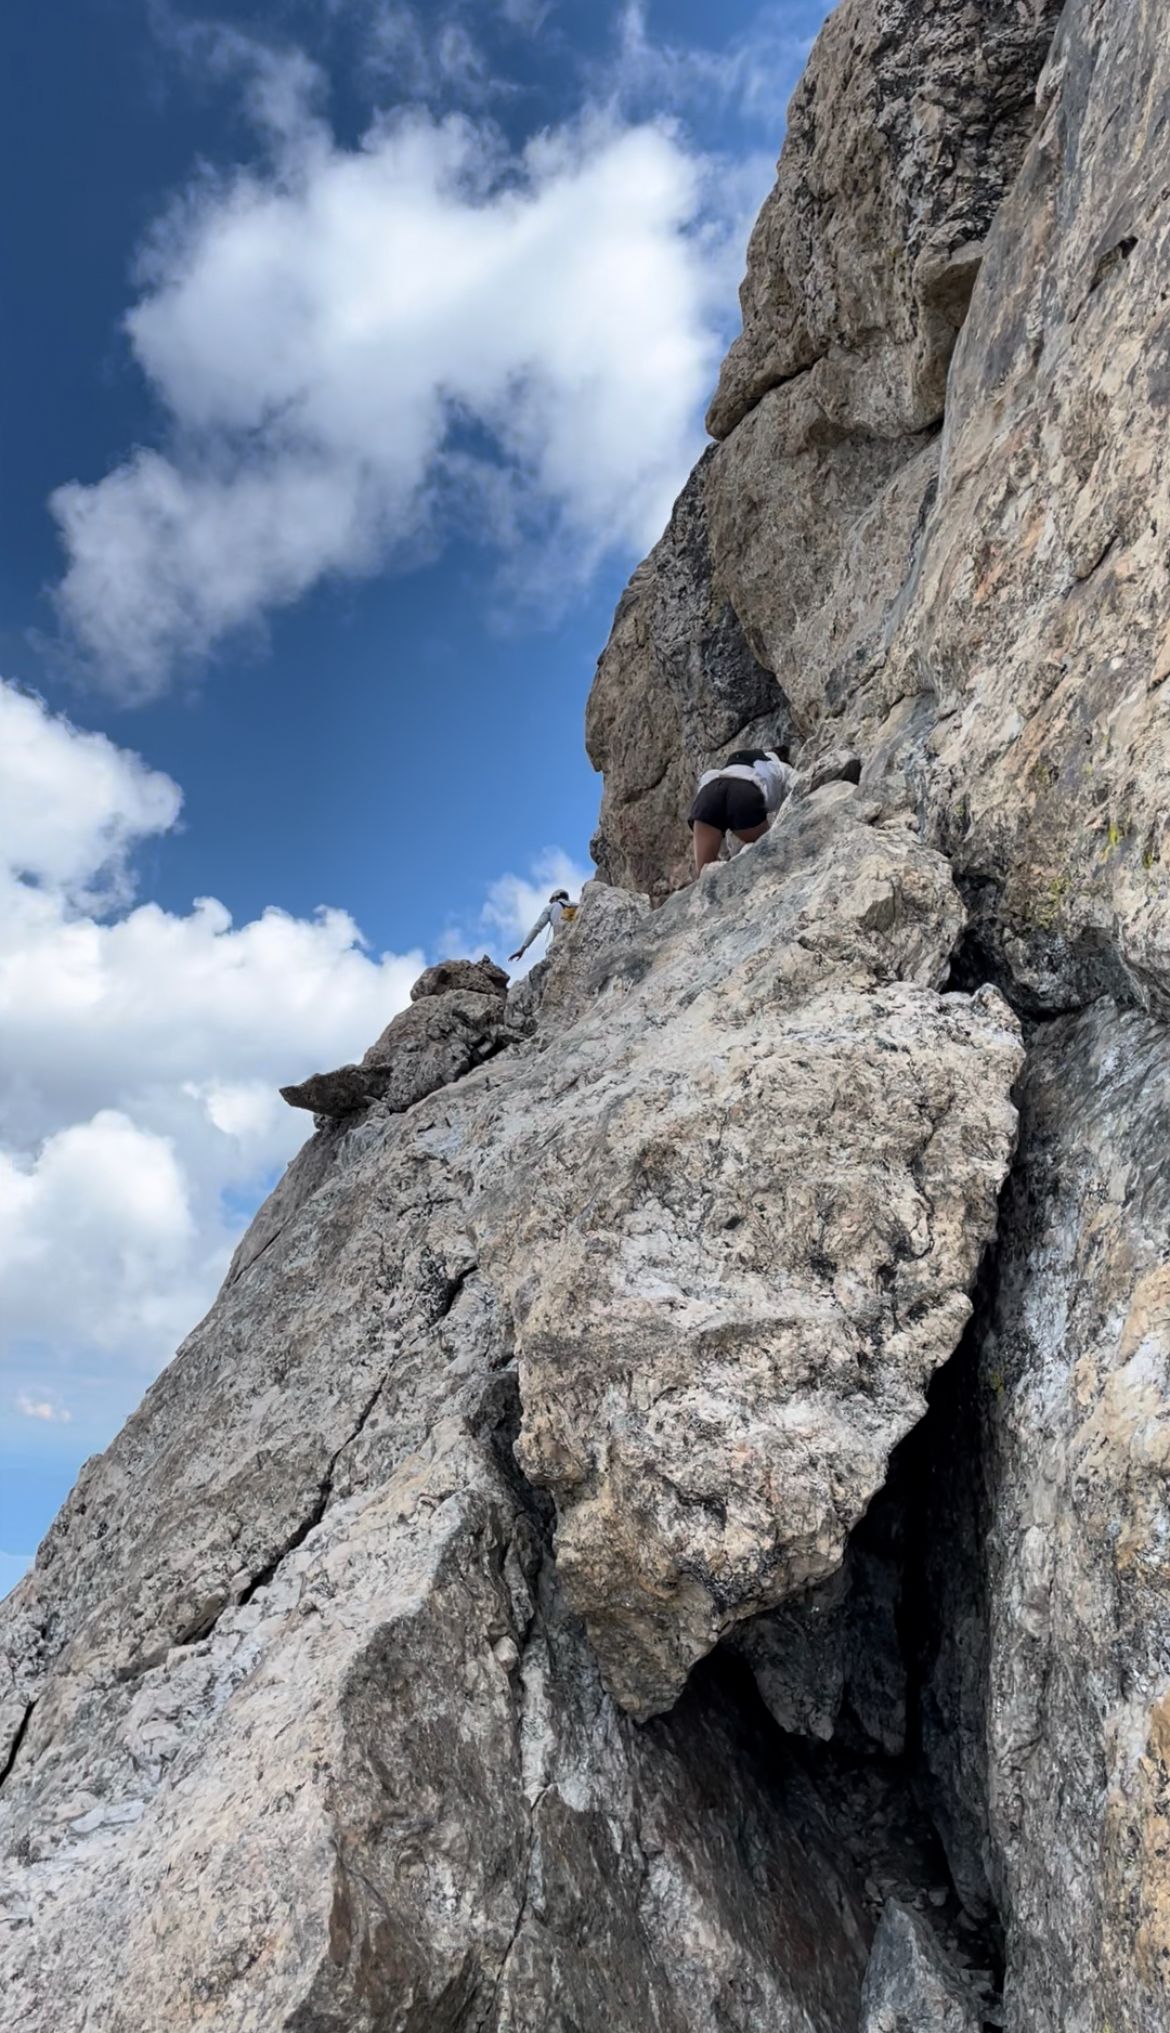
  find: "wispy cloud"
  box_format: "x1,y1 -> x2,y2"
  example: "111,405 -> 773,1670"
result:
15,1393 -> 72,1424
604,0 -> 821,130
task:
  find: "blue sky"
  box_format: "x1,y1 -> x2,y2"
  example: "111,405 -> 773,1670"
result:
0,0 -> 829,1590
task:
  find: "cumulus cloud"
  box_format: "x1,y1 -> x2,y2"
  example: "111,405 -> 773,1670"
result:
50,41 -> 745,698
0,679 -> 588,1447
0,679 -> 181,906
0,679 -> 424,1436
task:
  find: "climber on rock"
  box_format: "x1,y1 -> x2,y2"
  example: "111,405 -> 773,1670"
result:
509,888 -> 578,964
688,746 -> 795,875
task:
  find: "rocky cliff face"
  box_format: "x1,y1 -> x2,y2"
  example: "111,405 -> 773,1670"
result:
4,1 -> 1169,2029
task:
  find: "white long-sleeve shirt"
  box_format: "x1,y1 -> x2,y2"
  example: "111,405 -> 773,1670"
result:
696,751 -> 795,815
514,898 -> 571,958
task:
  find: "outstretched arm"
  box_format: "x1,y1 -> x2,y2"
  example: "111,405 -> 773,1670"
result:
509,905 -> 551,963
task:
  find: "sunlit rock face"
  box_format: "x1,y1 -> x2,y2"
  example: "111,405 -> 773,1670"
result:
6,2 -> 1170,2029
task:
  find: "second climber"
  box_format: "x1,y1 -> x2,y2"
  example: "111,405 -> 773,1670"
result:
509,887 -> 578,964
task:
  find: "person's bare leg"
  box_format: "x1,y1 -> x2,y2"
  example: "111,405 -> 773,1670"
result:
692,821 -> 724,873
732,822 -> 769,847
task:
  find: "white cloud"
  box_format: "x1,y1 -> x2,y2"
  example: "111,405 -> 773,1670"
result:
0,680 -> 425,1436
15,1394 -> 72,1425
0,680 -> 590,1448
342,0 -> 552,90
0,680 -> 181,906
51,58 -> 744,697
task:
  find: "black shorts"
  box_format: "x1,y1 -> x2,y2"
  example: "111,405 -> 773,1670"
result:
687,776 -> 767,834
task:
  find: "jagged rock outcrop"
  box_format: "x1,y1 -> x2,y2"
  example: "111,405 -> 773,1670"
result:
707,0 -> 1064,443
590,0 -> 1064,898
281,954 -> 516,1117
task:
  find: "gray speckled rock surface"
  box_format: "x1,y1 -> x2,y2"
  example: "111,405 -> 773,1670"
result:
881,0 -> 1170,1016
588,0 -> 1061,900
708,0 -> 1063,443
0,785 -> 1020,2026
975,1004 -> 1170,2033
859,1902 -> 980,2033
508,792 -> 1021,1715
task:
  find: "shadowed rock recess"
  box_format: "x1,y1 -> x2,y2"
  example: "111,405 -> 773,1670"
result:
3,1 -> 1169,2027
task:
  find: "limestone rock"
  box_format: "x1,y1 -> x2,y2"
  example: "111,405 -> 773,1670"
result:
585,452 -> 789,903
411,955 -> 509,1001
859,1902 -> 980,2033
504,789 -> 1022,1714
879,0 -> 1170,1015
971,1004 -> 1170,2033
705,413 -> 939,742
708,0 -> 1063,442
0,1405 -> 871,2032
587,0 -> 1061,892
0,780 -> 1022,2022
282,977 -> 518,1117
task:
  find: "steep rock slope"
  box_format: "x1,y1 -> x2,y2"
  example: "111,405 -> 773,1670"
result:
977,1006 -> 1170,2032
0,788 -> 1021,2028
591,0 -> 1064,894
582,0 -> 1170,2026
4,0 -> 1170,2027
885,0 -> 1170,1015
586,453 -> 786,904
